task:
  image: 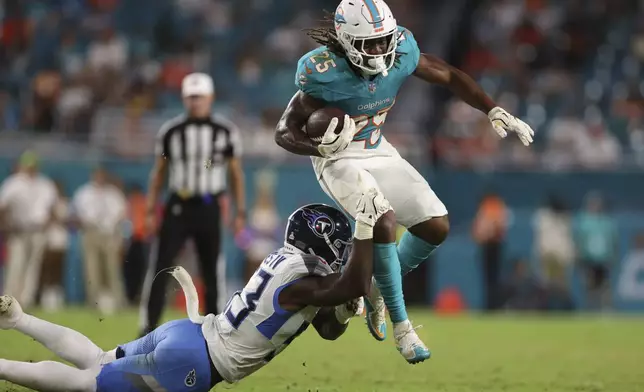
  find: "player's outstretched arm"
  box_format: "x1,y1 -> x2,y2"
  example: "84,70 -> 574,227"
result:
275,91 -> 325,157
413,53 -> 496,114
414,54 -> 534,146
282,238 -> 374,307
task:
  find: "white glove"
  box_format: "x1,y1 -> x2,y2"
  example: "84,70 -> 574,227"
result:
488,107 -> 534,147
354,173 -> 392,240
335,297 -> 365,324
317,114 -> 356,158
355,187 -> 391,228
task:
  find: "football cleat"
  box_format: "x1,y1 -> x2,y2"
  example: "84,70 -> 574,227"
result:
364,278 -> 387,341
0,295 -> 23,330
394,320 -> 430,364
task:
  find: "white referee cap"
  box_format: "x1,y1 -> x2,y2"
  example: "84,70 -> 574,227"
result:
182,72 -> 215,97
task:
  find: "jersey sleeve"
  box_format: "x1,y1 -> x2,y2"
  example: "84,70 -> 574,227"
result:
295,49 -> 341,102
283,253 -> 335,282
396,27 -> 421,76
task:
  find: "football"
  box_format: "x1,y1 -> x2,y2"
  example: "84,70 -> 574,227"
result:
305,107 -> 346,143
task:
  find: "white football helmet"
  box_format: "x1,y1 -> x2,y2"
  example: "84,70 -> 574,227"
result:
334,0 -> 398,76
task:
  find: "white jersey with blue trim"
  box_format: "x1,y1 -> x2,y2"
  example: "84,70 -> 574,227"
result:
202,248 -> 334,382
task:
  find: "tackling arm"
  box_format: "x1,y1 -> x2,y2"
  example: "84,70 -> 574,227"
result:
274,91 -> 325,157
281,238 -> 373,308
282,272 -> 365,341
413,53 -> 496,114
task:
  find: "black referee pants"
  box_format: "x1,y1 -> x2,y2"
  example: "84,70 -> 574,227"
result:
140,194 -> 224,333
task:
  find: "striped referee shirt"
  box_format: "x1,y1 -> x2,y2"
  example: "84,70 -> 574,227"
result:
156,114 -> 242,196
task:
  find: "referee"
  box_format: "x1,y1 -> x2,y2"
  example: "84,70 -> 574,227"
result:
139,72 -> 246,335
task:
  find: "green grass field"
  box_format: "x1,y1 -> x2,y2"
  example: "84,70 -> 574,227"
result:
1,309 -> 643,392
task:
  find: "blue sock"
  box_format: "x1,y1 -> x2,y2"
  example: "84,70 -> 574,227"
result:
398,231 -> 438,276
373,243 -> 407,323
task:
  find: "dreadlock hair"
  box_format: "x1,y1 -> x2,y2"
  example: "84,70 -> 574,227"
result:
304,11 -> 404,68
304,11 -> 346,57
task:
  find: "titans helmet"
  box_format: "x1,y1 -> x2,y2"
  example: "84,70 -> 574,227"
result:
284,203 -> 352,272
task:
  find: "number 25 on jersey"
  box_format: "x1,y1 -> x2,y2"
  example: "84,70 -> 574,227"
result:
309,51 -> 337,73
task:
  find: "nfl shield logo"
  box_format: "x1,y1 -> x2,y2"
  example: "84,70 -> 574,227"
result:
368,82 -> 377,93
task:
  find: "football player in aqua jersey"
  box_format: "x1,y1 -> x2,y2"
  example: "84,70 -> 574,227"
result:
0,188 -> 390,391
275,0 -> 534,364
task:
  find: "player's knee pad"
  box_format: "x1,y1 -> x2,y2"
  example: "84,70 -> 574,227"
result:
373,211 -> 397,243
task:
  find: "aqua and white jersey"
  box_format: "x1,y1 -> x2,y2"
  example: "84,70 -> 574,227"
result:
295,27 -> 421,173
202,248 -> 334,382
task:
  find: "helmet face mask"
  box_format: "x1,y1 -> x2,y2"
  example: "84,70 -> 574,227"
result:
334,0 -> 398,76
326,237 -> 352,272
284,204 -> 353,273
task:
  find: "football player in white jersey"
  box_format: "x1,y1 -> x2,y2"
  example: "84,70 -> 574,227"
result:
0,188 -> 390,392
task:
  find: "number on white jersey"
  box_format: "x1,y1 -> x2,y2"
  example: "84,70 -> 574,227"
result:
223,252 -> 288,329
224,268 -> 273,328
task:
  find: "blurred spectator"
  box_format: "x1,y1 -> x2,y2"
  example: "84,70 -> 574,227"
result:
40,180 -> 70,312
58,28 -> 84,77
57,71 -> 95,137
545,110 -> 588,169
628,118 -> 644,166
499,258 -> 545,311
533,194 -> 574,290
0,151 -> 56,308
472,191 -> 508,311
575,118 -> 622,169
72,166 -> 127,314
0,90 -> 20,131
123,184 -> 149,305
24,69 -> 62,132
574,192 -> 618,311
617,232 -> 644,302
238,171 -> 281,280
87,28 -> 128,73
436,102 -> 502,168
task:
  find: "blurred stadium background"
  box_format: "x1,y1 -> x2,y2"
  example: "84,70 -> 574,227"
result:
1,0 -> 644,390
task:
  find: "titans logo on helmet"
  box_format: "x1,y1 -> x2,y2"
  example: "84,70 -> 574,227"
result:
301,209 -> 336,238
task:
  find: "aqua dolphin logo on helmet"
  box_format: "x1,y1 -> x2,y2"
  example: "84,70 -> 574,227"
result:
335,6 -> 347,25
301,209 -> 335,239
